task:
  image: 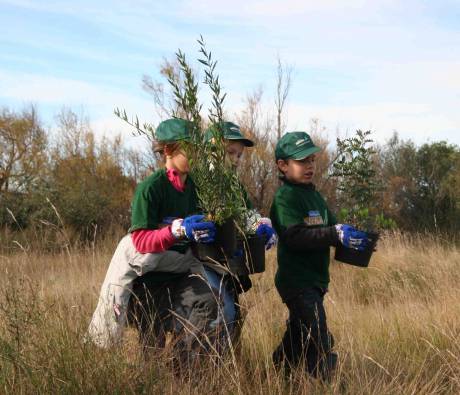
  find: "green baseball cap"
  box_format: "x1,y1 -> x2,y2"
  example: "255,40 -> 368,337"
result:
155,118 -> 192,143
205,121 -> 254,147
275,131 -> 321,160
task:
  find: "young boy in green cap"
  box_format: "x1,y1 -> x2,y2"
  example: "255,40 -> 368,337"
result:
270,131 -> 369,380
87,118 -> 216,348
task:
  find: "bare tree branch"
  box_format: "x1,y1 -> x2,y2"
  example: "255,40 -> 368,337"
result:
274,56 -> 292,140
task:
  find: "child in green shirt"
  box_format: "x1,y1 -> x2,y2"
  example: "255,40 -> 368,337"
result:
87,118 -> 216,348
203,121 -> 276,336
270,131 -> 369,380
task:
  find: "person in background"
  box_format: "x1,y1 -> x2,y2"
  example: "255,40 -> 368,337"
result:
203,121 -> 276,338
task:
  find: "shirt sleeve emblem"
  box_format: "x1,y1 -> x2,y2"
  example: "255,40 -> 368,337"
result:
304,210 -> 324,226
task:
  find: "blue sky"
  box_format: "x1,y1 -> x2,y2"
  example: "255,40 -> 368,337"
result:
1,0 -> 459,147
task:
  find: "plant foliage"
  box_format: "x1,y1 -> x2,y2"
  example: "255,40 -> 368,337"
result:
115,36 -> 248,226
332,130 -> 396,231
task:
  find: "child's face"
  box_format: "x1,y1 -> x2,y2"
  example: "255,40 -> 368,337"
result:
277,154 -> 316,184
165,145 -> 190,174
226,141 -> 245,168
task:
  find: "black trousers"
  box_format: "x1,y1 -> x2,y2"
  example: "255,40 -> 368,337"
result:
273,287 -> 337,380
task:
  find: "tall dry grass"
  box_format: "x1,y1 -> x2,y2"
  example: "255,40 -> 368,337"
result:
0,232 -> 459,394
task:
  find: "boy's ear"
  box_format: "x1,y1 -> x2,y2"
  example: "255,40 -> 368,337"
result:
277,159 -> 288,173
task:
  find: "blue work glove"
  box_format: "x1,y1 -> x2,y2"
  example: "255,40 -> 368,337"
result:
256,221 -> 277,250
170,215 -> 215,243
335,224 -> 369,251
182,214 -> 216,244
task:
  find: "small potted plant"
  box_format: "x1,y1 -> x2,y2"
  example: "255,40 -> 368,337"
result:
331,130 -> 395,267
115,37 -> 265,272
166,38 -> 253,263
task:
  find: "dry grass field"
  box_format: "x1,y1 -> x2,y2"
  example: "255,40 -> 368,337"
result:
1,232 -> 459,394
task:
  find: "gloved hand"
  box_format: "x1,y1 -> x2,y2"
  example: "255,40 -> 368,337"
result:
182,214 -> 216,243
170,218 -> 185,238
256,218 -> 277,250
335,224 -> 368,251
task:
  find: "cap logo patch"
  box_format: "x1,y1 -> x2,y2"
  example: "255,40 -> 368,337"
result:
229,126 -> 240,133
295,138 -> 309,146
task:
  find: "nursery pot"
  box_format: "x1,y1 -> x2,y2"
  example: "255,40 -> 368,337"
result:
227,234 -> 266,275
334,231 -> 379,267
194,217 -> 237,262
215,218 -> 237,256
194,242 -> 224,262
244,234 -> 266,274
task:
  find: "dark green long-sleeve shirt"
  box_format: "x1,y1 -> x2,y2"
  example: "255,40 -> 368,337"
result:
270,180 -> 338,302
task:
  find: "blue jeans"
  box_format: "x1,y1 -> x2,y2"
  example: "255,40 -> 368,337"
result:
204,267 -> 237,333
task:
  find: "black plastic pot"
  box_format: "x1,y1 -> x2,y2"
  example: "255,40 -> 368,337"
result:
334,231 -> 379,267
243,234 -> 266,274
194,218 -> 237,262
227,234 -> 266,275
194,233 -> 266,275
214,218 -> 237,257
194,242 -> 224,262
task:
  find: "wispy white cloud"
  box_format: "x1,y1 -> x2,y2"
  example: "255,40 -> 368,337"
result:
179,0 -> 399,20
0,69 -> 158,142
287,101 -> 459,144
371,61 -> 460,95
0,0 -> 192,53
1,71 -> 107,104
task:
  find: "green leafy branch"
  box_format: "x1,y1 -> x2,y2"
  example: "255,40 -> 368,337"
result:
114,37 -> 249,226
332,130 -> 394,230
198,35 -> 226,125
165,36 -> 248,225
114,107 -> 155,141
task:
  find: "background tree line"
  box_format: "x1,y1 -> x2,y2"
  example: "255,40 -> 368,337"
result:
0,106 -> 154,250
1,103 -> 458,252
1,58 -> 459,251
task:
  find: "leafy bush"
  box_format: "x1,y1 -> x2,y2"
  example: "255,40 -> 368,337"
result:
332,130 -> 396,231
